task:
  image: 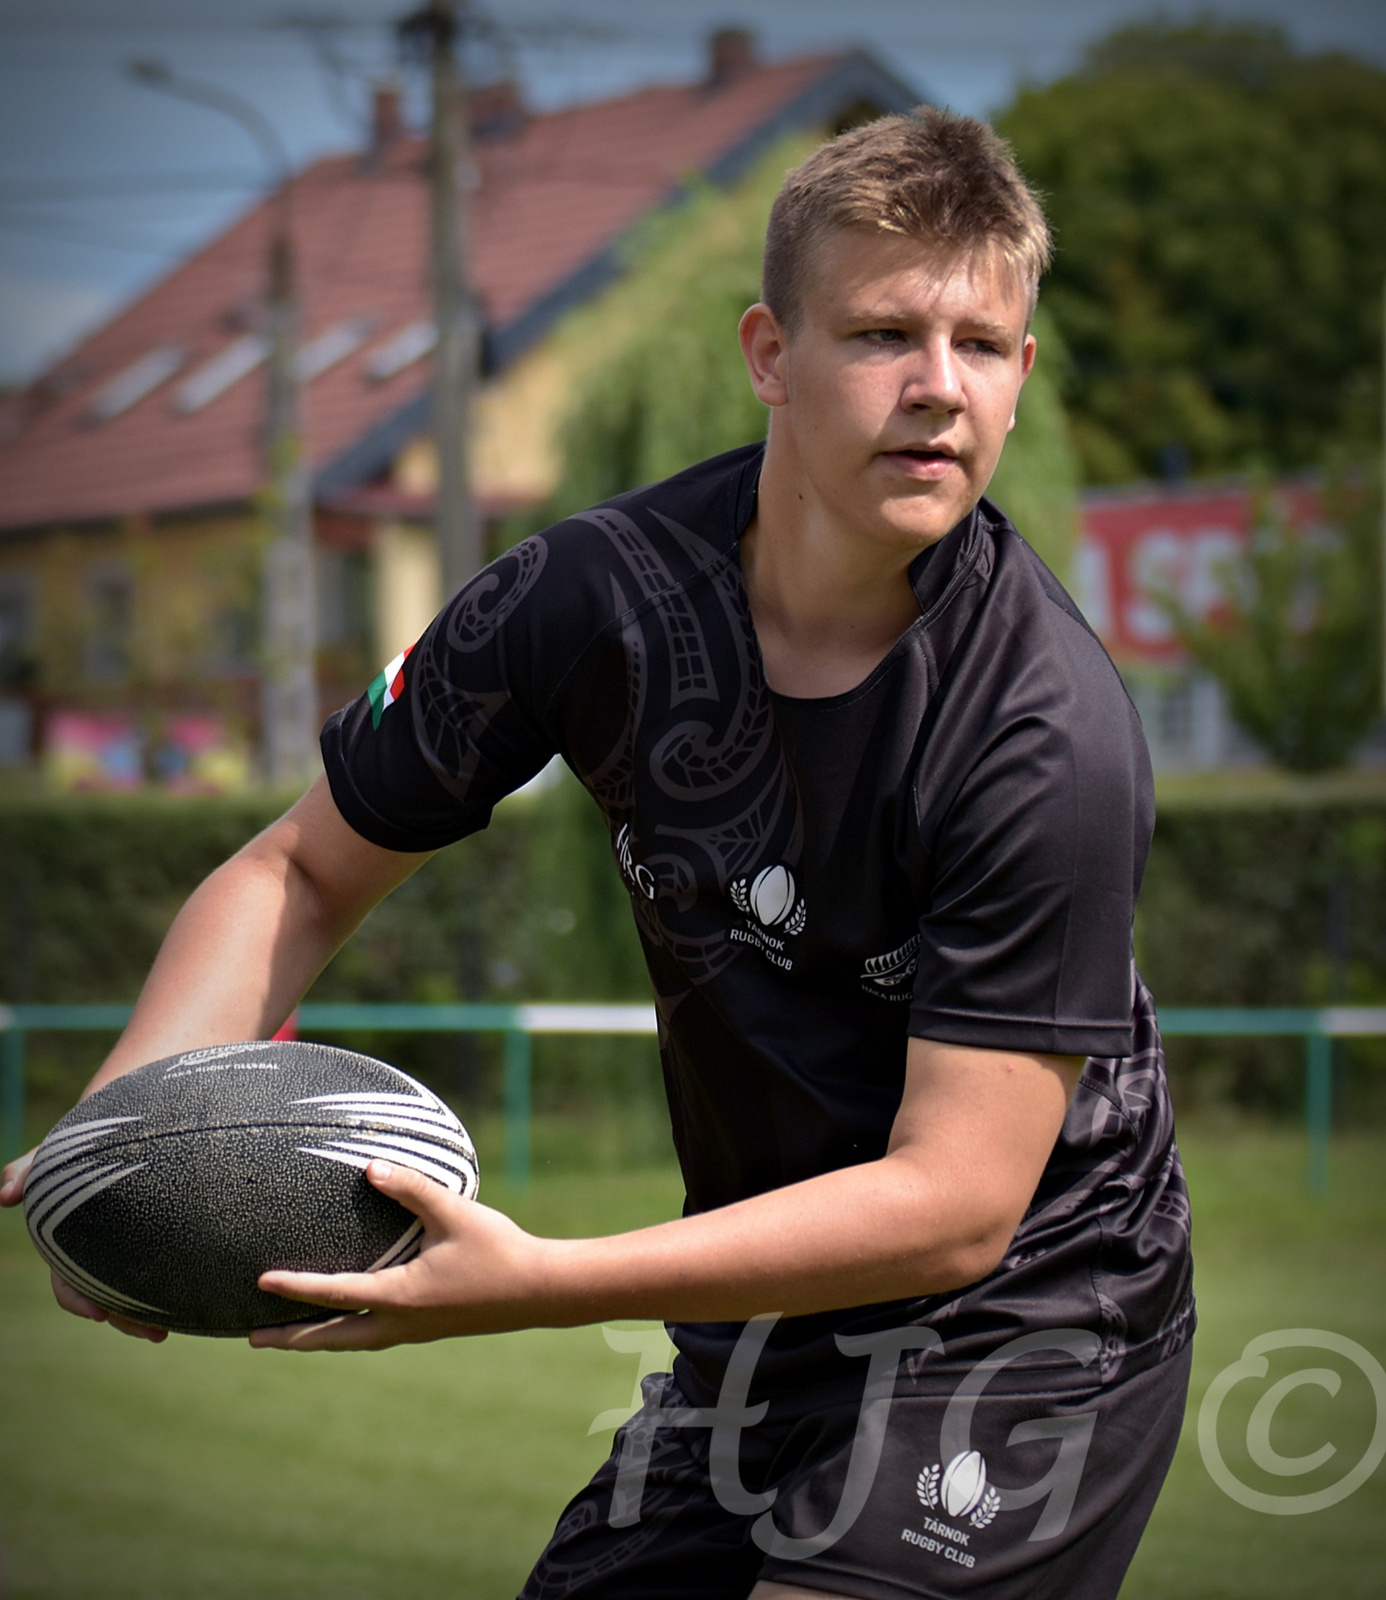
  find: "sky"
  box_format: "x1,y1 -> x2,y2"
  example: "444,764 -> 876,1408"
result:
1,0 -> 1383,383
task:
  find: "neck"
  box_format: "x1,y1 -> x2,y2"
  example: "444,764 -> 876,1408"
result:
741,425 -> 928,699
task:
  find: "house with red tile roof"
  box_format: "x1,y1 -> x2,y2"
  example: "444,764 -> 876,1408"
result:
0,34 -> 918,782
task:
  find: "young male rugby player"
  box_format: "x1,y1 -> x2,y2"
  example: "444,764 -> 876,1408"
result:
3,109 -> 1194,1599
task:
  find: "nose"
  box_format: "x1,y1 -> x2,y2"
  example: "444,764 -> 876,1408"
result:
900,335 -> 964,415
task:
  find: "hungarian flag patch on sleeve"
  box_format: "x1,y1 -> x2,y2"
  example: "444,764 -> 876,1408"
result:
367,645 -> 413,729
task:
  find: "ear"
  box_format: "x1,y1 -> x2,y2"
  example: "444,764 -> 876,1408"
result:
1007,331 -> 1038,432
739,302 -> 790,407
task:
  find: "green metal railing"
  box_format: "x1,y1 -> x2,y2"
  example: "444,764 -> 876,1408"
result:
1,1003 -> 1382,1192
1157,1007 -> 1386,1194
0,1002 -> 657,1188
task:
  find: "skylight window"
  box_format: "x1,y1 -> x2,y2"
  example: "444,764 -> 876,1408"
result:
173,334 -> 270,414
87,346 -> 185,422
295,316 -> 378,382
365,321 -> 437,382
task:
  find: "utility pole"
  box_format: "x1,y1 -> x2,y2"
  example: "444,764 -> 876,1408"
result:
259,193 -> 319,789
401,1 -> 483,598
128,63 -> 318,789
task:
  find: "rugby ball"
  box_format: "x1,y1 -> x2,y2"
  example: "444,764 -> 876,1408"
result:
24,1040 -> 478,1337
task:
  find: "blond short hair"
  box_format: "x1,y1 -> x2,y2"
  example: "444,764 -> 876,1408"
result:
762,107 -> 1052,330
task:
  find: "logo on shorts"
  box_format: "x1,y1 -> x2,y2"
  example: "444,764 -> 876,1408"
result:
862,935 -> 920,1002
900,1450 -> 1000,1571
729,864 -> 806,972
917,1451 -> 1001,1528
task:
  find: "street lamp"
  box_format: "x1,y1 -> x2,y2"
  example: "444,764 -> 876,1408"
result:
128,61 -> 319,790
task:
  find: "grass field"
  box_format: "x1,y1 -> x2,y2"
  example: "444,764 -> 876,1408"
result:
1,1124 -> 1383,1599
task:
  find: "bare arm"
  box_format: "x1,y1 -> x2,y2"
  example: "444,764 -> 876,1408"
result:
252,1037 -> 1081,1348
0,776 -> 431,1201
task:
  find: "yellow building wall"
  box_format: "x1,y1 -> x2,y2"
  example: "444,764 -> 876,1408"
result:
372,520 -> 441,662
0,512 -> 261,700
388,331 -> 586,510
473,341 -> 571,503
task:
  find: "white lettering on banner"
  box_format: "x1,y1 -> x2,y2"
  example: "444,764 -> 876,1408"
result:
1072,540 -> 1112,638
1125,530 -> 1183,642
1126,524 -> 1245,643
1186,529 -> 1243,615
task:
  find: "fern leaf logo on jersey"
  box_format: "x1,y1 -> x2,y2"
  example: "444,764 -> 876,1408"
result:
367,644 -> 414,729
729,863 -> 806,971
862,934 -> 920,1002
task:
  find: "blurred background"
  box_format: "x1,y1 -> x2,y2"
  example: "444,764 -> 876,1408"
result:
0,2 -> 1384,1597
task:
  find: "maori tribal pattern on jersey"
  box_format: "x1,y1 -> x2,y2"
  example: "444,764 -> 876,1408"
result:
321,443 -> 1193,1400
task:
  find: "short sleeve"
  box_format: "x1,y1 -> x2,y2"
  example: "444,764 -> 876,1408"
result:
321,534 -> 568,853
908,615 -> 1151,1059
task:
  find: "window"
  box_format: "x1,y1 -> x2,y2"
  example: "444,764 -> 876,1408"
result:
84,564 -> 135,684
0,575 -> 36,690
316,547 -> 374,679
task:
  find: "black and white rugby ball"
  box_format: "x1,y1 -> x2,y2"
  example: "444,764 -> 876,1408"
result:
24,1040 -> 479,1336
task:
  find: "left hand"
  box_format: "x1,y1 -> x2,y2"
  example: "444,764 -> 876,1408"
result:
250,1160 -> 553,1351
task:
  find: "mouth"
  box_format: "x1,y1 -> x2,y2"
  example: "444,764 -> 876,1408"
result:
889,441 -> 958,459
880,444 -> 962,477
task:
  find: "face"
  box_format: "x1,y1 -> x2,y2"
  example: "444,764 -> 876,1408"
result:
741,228 -> 1036,555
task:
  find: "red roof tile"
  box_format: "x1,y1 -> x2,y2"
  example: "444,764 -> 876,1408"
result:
0,51 -> 916,533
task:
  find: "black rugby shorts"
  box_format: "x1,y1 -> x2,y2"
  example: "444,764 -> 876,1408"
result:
519,1339 -> 1191,1600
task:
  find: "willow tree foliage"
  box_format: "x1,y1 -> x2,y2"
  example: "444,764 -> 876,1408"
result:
534,137 -> 1080,581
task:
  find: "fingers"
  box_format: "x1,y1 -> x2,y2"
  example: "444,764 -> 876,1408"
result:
0,1147 -> 36,1206
250,1313 -> 394,1353
256,1160 -> 476,1308
254,1160 -> 464,1314
107,1312 -> 169,1343
52,1269 -> 109,1322
50,1269 -> 167,1341
363,1158 -> 463,1227
250,1163 -> 523,1352
257,1266 -> 401,1310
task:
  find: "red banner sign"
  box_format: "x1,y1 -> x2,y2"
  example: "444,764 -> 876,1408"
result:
1074,482 -> 1321,665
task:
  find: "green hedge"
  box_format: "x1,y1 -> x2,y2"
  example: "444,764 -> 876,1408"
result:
3,784 -> 1383,1131
0,777 -> 659,1146
1139,802 -> 1386,1122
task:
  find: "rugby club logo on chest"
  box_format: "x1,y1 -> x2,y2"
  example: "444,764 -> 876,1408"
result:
729,863 -> 807,971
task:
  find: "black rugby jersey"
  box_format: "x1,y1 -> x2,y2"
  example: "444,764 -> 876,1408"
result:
322,443 -> 1193,1399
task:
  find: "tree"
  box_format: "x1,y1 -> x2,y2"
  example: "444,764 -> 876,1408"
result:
998,21 -> 1386,484
533,136 -> 1080,580
1163,472 -> 1381,770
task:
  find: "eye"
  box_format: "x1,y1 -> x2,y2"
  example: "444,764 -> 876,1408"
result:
861,328 -> 906,346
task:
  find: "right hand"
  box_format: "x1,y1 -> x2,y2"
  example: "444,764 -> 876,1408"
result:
2,1145 -> 167,1342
